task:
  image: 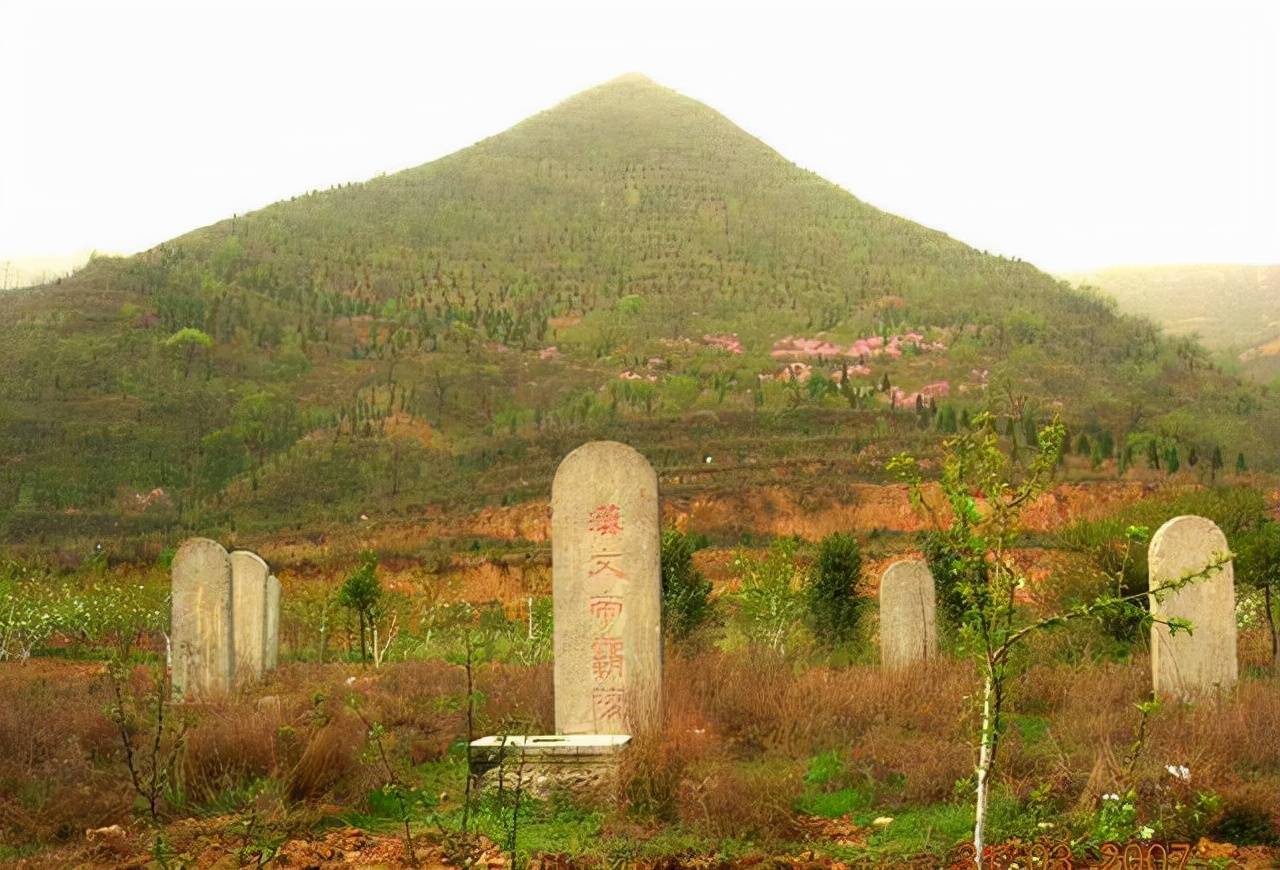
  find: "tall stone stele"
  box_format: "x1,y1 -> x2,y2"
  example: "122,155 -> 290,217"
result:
551,441 -> 662,735
230,550 -> 270,684
265,575 -> 282,670
1149,515 -> 1238,701
171,537 -> 235,699
880,559 -> 937,670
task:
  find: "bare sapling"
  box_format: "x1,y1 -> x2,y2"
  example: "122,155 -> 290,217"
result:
889,409 -> 1227,868
348,694 -> 420,867
104,656 -> 190,825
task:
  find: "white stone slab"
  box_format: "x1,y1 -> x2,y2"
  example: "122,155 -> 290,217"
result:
551,441 -> 662,735
230,550 -> 269,683
471,734 -> 631,755
1149,515 -> 1238,700
880,559 -> 938,670
265,574 -> 281,671
171,537 -> 234,699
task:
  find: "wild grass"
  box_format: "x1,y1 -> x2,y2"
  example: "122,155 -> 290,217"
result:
0,629 -> 1277,862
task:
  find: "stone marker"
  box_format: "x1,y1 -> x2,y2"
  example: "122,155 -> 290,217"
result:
230,550 -> 270,683
171,537 -> 234,699
470,734 -> 631,798
551,441 -> 662,734
880,559 -> 937,670
265,575 -> 281,671
1149,515 -> 1238,700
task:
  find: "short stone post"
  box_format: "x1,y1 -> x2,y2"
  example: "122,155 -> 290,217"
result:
880,559 -> 937,670
551,441 -> 662,735
230,550 -> 270,683
1149,515 -> 1238,700
171,537 -> 234,699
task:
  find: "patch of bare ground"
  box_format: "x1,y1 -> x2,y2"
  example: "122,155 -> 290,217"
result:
243,479 -> 1189,569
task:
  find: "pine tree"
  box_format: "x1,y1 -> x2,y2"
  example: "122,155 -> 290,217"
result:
338,552 -> 382,664
660,527 -> 713,640
937,405 -> 958,434
806,532 -> 865,644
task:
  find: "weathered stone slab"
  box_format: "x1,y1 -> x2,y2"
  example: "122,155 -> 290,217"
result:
265,575 -> 281,671
171,537 -> 234,699
469,734 -> 630,798
551,441 -> 661,735
1149,515 -> 1238,700
880,559 -> 937,670
230,550 -> 270,683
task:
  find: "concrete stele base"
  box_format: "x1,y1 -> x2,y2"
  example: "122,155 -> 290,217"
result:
469,734 -> 631,798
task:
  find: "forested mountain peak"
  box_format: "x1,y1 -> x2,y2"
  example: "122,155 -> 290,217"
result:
497,70 -> 749,142
1,76 -> 1275,543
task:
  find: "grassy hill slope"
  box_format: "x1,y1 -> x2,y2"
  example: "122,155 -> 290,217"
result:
1062,264 -> 1280,384
1,75 -> 1275,545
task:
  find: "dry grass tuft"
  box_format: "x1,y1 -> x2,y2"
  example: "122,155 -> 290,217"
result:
284,712 -> 366,802
0,666 -> 130,844
677,758 -> 805,843
181,700 -> 287,802
2,636 -> 1278,853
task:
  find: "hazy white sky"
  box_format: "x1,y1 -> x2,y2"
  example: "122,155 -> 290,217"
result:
2,0 -> 1277,272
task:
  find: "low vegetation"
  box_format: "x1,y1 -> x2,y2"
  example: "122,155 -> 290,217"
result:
1,451 -> 1278,865
1,633 -> 1277,865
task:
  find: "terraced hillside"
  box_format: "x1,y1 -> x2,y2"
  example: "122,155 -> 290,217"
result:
1,74 -> 1274,545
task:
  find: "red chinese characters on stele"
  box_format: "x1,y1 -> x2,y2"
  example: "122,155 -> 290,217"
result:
590,637 -> 624,681
587,503 -> 628,582
591,687 -> 626,724
586,503 -> 624,536
588,503 -> 627,728
588,596 -> 623,625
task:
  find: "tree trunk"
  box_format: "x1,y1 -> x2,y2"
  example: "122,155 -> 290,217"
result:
973,670 -> 997,869
359,611 -> 368,664
461,634 -> 475,834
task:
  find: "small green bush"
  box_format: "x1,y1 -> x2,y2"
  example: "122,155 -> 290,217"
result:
660,527 -> 713,641
805,532 -> 866,645
921,531 -> 974,631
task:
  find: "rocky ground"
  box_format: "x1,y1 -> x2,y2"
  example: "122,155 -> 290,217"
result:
11,818 -> 1278,869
